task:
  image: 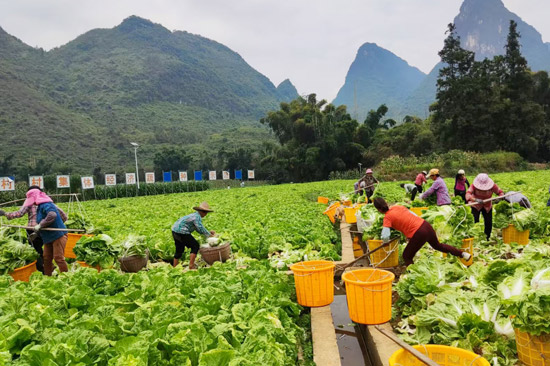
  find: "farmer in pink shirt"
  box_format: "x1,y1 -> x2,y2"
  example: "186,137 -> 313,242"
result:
415,171 -> 427,194
454,169 -> 470,203
466,173 -> 504,240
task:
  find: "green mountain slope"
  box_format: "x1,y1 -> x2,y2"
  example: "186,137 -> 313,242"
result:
0,16 -> 297,175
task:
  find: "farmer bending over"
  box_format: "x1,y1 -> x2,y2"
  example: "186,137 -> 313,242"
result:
172,201 -> 215,269
373,197 -> 470,266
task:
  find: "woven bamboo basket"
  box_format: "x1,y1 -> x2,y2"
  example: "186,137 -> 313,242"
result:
119,254 -> 148,273
199,242 -> 231,265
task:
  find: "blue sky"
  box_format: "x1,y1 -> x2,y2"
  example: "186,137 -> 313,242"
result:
0,0 -> 548,100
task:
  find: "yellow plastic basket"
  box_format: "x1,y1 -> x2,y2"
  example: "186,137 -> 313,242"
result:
342,268 -> 394,324
353,236 -> 363,258
317,196 -> 329,204
290,260 -> 335,307
515,328 -> 550,366
344,207 -> 358,224
9,261 -> 37,282
77,261 -> 101,272
368,239 -> 399,268
389,345 -> 490,366
460,238 -> 474,266
323,202 -> 341,224
342,200 -> 352,207
410,207 -> 429,217
65,233 -> 93,259
503,224 -> 529,245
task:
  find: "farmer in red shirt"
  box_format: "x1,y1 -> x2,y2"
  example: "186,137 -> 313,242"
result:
466,173 -> 504,240
373,197 -> 470,266
415,171 -> 427,194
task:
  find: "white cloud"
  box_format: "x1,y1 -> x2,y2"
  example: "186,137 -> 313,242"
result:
0,0 -> 548,101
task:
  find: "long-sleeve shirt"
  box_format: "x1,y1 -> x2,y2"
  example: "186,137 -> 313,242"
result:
421,177 -> 451,205
403,184 -> 416,193
358,175 -> 378,192
36,202 -> 67,244
172,212 -> 210,236
465,183 -> 504,212
454,176 -> 470,191
5,204 -> 67,226
415,173 -> 427,186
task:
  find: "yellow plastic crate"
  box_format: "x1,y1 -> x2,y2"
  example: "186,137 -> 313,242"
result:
344,207 -> 358,223
503,224 -> 529,245
410,207 -> 429,216
317,196 -> 329,204
460,238 -> 474,266
367,239 -> 399,268
353,236 -> 363,258
389,344 -> 490,366
515,328 -> 550,366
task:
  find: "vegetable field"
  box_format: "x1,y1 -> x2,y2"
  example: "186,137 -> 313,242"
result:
1,170 -> 550,365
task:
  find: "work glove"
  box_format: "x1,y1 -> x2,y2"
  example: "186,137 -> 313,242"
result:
475,199 -> 484,204
0,209 -> 5,216
33,224 -> 41,232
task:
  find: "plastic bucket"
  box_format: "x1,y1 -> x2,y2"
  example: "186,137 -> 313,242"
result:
389,344 -> 490,366
342,200 -> 352,207
515,328 -> 550,366
76,261 -> 101,272
503,224 -> 529,245
323,202 -> 341,224
342,268 -> 394,324
353,236 -> 363,258
65,233 -> 93,259
367,239 -> 399,268
410,207 -> 429,217
9,261 -> 37,282
317,196 -> 329,204
460,238 -> 474,266
290,260 -> 335,307
344,207 -> 358,224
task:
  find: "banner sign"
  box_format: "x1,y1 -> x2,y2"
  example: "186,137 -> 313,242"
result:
222,171 -> 230,180
125,173 -> 136,185
0,177 -> 14,192
81,176 -> 95,190
247,170 -> 255,180
235,170 -> 242,180
209,171 -> 217,181
29,176 -> 44,189
163,172 -> 172,182
194,171 -> 202,181
179,171 -> 188,182
105,174 -> 117,186
145,172 -> 155,184
56,175 -> 70,188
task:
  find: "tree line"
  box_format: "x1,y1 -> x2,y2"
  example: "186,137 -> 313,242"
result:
257,20 -> 550,182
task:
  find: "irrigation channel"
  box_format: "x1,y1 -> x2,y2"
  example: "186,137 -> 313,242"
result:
308,220 -> 401,366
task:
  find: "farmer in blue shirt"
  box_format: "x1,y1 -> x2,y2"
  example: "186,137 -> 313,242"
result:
172,201 -> 215,269
23,188 -> 68,276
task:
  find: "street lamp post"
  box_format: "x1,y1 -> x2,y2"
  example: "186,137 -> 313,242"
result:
130,142 -> 140,190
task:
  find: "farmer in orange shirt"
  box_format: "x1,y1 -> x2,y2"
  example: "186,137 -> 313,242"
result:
373,197 -> 470,266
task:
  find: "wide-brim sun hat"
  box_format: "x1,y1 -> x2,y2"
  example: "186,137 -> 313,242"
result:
427,168 -> 439,177
193,201 -> 214,212
366,168 -> 373,174
422,171 -> 427,175
458,169 -> 465,175
473,173 -> 494,191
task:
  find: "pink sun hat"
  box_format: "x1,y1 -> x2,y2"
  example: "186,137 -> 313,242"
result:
473,173 -> 494,191
366,168 -> 373,174
22,188 -> 53,207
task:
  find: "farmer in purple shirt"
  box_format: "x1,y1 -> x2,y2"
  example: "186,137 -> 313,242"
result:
421,169 -> 451,206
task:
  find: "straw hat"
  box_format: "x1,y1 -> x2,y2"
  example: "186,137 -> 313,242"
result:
193,201 -> 214,212
427,168 -> 439,177
458,169 -> 465,175
473,173 -> 494,191
422,171 -> 427,175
